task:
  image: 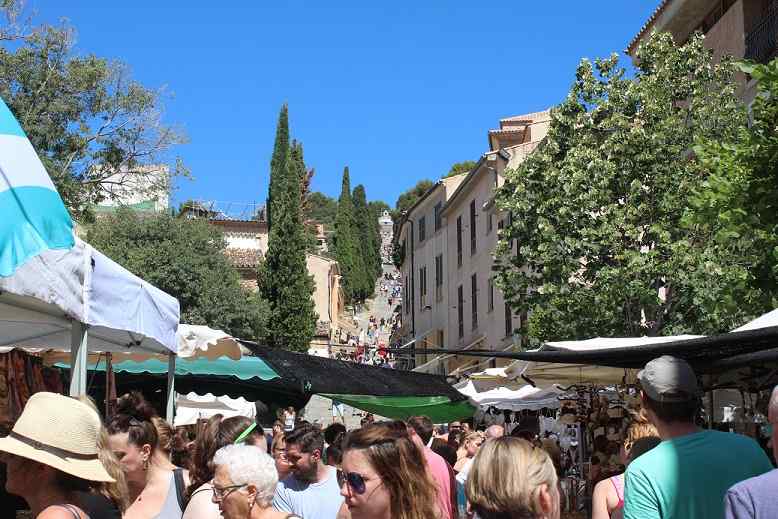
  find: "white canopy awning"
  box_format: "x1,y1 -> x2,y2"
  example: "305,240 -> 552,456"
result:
174,392 -> 256,427
456,379 -> 562,411
0,237 -> 179,354
503,334 -> 702,388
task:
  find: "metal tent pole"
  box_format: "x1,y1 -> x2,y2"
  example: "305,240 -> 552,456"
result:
69,322 -> 89,396
166,352 -> 176,423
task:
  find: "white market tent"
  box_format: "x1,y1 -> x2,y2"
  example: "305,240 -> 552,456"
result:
456,379 -> 562,411
0,237 -> 181,418
173,392 -> 256,427
504,335 -> 703,388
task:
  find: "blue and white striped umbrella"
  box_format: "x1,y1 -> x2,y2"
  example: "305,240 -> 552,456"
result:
0,97 -> 74,276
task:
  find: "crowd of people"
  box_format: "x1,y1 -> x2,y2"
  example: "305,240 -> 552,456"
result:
2,355 -> 777,519
329,272 -> 402,368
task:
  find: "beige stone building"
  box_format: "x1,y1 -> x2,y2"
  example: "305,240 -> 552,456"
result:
394,173 -> 468,372
205,217 -> 343,347
628,0 -> 777,103
395,110 -> 550,375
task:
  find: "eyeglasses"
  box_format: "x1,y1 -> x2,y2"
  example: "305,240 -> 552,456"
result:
337,471 -> 367,495
212,484 -> 246,501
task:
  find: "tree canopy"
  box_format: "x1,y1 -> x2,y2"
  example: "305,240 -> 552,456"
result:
495,33 -> 748,344
0,7 -> 187,221
87,208 -> 267,340
334,167 -> 362,303
258,107 -> 317,352
444,160 -> 477,178
683,59 -> 778,323
393,179 -> 434,221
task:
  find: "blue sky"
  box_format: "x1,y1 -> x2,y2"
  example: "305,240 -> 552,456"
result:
33,2 -> 657,209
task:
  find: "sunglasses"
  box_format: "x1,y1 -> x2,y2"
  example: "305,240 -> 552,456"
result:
337,471 -> 367,494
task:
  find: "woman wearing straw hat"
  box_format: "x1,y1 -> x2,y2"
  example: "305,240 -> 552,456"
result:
0,391 -> 115,519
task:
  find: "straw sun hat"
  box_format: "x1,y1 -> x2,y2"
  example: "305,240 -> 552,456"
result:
0,392 -> 114,482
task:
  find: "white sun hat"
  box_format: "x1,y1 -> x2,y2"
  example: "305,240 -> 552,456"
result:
0,392 -> 114,482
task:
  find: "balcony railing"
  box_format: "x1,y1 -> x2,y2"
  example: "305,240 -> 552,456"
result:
746,2 -> 778,64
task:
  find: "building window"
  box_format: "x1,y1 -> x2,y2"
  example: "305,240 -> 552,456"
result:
456,216 -> 463,268
434,202 -> 442,232
418,216 -> 426,242
457,285 -> 464,339
435,254 -> 443,302
488,277 -> 494,312
487,212 -> 493,234
470,200 -> 477,255
437,329 -> 444,349
471,273 -> 478,330
504,302 -> 513,337
419,266 -> 427,307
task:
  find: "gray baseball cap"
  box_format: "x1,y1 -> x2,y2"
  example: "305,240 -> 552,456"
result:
638,355 -> 700,402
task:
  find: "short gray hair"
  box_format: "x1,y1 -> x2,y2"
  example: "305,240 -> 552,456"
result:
213,445 -> 278,507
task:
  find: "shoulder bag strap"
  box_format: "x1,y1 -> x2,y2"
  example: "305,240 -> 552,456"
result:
173,467 -> 187,511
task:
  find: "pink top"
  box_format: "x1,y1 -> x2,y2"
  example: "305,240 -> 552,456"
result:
610,473 -> 624,510
423,447 -> 455,519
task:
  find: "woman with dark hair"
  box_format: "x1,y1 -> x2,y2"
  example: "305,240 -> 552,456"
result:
340,421 -> 440,519
182,414 -> 256,519
0,392 -> 116,519
107,392 -> 186,519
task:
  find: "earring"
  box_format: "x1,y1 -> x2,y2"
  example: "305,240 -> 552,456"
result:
142,458 -> 149,471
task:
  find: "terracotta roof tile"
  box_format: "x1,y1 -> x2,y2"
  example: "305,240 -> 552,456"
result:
627,0 -> 672,54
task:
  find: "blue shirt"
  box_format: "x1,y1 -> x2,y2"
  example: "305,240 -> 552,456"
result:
623,430 -> 772,519
724,468 -> 778,519
273,466 -> 344,519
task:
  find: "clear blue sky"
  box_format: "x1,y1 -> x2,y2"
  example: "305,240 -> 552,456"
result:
33,2 -> 657,209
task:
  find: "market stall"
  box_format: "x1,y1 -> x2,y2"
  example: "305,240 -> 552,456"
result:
0,97 -> 180,419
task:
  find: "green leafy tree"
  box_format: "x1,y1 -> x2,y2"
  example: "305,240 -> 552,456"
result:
87,208 -> 268,339
683,59 -> 778,320
258,114 -> 317,352
308,192 -> 339,227
334,167 -> 361,303
0,11 -> 187,221
267,104 -> 289,230
393,179 -> 434,221
444,160 -> 477,178
495,32 -> 746,344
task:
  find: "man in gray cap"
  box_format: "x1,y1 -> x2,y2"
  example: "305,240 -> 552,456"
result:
724,385 -> 778,519
623,356 -> 772,519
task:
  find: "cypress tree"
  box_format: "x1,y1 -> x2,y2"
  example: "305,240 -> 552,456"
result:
259,149 -> 317,352
352,185 -> 376,299
258,111 -> 316,352
369,202 -> 383,276
334,167 -> 360,304
267,104 -> 289,231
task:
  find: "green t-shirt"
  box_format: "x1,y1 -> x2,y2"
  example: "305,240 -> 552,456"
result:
623,429 -> 772,519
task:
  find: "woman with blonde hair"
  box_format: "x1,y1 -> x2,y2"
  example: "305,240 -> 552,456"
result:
591,421 -> 660,519
454,431 -> 483,472
340,421 -> 440,519
466,437 -> 560,519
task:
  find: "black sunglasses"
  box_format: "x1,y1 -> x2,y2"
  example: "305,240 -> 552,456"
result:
337,471 -> 367,494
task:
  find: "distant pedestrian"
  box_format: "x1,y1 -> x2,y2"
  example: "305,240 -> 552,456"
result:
623,356 -> 772,519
